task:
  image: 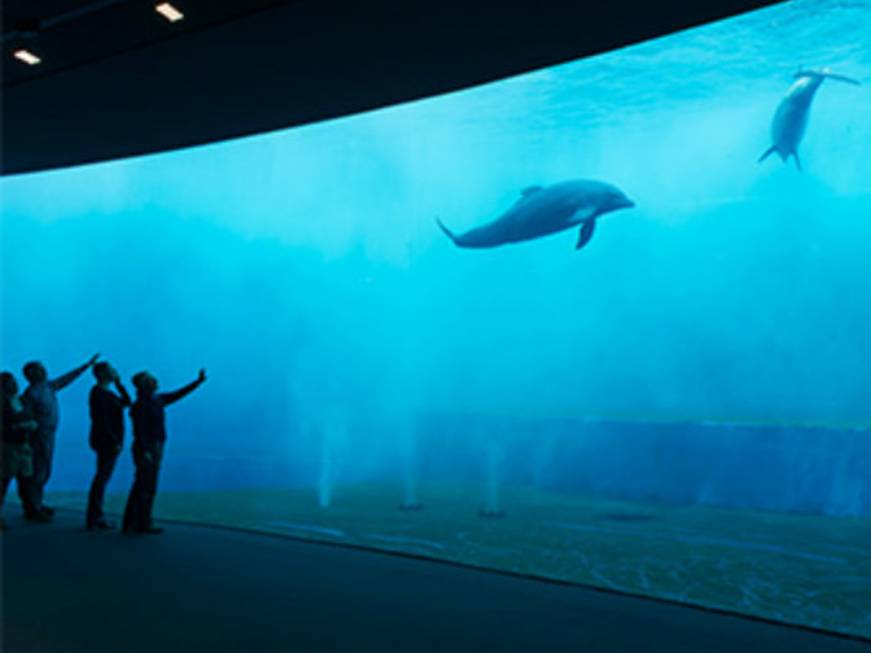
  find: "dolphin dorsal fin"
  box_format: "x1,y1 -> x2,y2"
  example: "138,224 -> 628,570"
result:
521,185 -> 543,198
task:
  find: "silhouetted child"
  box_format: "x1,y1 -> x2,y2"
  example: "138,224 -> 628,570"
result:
19,355 -> 99,520
86,362 -> 132,530
1,372 -> 40,529
122,368 -> 206,534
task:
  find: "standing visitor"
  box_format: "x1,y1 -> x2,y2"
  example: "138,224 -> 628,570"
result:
123,368 -> 207,535
86,362 -> 132,530
1,372 -> 40,529
18,354 -> 99,520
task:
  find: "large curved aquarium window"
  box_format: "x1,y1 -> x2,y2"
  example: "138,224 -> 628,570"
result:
2,0 -> 869,637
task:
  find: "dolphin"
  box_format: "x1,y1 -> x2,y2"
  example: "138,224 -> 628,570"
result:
436,179 -> 634,251
759,68 -> 860,171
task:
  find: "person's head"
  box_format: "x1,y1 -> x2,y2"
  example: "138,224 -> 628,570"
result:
23,361 -> 47,384
93,362 -> 116,385
132,371 -> 158,396
1,372 -> 19,397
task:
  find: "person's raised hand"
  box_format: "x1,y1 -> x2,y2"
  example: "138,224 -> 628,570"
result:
88,353 -> 101,366
198,368 -> 207,383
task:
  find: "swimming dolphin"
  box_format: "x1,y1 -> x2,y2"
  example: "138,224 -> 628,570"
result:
436,179 -> 634,251
759,68 -> 860,171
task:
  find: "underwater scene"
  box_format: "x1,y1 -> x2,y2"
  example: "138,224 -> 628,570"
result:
2,0 -> 870,638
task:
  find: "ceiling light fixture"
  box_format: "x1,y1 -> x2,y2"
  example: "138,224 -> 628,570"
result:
13,48 -> 41,65
155,2 -> 184,23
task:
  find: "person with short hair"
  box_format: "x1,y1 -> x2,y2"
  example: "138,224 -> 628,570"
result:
18,354 -> 99,520
1,372 -> 40,529
122,368 -> 207,535
86,362 -> 132,530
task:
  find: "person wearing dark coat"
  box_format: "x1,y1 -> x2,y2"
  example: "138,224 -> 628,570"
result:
18,354 -> 99,520
86,362 -> 132,530
1,372 -> 40,529
122,368 -> 206,535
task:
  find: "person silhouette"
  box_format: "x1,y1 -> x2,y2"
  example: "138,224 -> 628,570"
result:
18,354 -> 99,520
1,372 -> 40,529
86,362 -> 132,530
122,368 -> 207,535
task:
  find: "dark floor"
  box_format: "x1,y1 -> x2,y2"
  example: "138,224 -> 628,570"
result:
2,511 -> 868,652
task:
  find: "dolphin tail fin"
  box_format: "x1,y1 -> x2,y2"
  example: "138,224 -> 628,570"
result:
795,69 -> 861,85
575,220 -> 596,251
436,218 -> 459,245
758,146 -> 776,164
824,72 -> 861,85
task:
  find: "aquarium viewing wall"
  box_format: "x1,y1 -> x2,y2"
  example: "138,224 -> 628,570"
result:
2,0 -> 870,638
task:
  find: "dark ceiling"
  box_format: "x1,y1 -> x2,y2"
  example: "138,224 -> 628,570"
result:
2,0 -> 295,87
2,0 -> 782,176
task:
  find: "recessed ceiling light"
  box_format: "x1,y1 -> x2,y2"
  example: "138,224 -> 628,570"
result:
13,49 -> 42,65
155,2 -> 184,22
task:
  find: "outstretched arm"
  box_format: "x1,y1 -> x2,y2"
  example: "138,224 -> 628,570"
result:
112,368 -> 133,407
115,380 -> 133,407
160,369 -> 207,406
50,353 -> 100,392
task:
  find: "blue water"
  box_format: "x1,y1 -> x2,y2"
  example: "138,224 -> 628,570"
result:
2,0 -> 870,520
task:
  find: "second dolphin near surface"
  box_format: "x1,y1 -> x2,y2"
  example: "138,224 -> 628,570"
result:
437,179 -> 634,251
759,68 -> 860,171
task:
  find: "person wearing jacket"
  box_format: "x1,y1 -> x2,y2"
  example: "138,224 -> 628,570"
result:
18,354 -> 99,520
122,368 -> 206,535
86,362 -> 132,530
1,371 -> 40,529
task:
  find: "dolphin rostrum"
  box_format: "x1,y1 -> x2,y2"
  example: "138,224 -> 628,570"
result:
759,68 -> 860,171
437,179 -> 634,251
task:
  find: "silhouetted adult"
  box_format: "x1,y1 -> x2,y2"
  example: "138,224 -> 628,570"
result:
1,372 -> 40,529
18,354 -> 99,520
123,368 -> 207,535
86,362 -> 132,530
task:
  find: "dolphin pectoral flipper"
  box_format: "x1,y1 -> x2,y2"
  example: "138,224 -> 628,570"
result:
792,151 -> 802,171
575,220 -> 596,250
758,146 -> 777,163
